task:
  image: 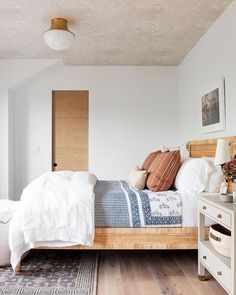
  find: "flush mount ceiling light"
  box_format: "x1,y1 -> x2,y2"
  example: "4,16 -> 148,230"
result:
44,18 -> 75,51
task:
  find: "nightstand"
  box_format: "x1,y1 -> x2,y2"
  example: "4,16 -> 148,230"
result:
198,194 -> 236,294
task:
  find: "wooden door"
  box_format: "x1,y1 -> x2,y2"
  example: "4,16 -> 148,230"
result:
52,90 -> 88,171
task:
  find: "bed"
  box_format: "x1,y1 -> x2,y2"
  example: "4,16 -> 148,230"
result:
13,136 -> 236,272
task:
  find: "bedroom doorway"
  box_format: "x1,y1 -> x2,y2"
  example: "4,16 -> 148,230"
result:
52,90 -> 88,171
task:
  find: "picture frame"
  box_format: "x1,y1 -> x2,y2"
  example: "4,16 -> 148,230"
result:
201,78 -> 226,134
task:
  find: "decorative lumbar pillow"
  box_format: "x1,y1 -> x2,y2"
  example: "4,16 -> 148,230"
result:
203,157 -> 224,193
174,158 -> 212,193
141,150 -> 161,171
147,150 -> 181,192
128,166 -> 148,190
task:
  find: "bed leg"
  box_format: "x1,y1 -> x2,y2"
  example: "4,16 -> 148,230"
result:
15,250 -> 31,273
15,261 -> 21,273
198,275 -> 206,281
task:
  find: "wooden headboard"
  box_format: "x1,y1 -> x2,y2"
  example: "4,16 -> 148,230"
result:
187,136 -> 236,193
187,136 -> 236,159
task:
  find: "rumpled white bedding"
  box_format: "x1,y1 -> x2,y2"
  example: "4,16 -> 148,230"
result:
180,190 -> 214,227
9,171 -> 97,271
0,200 -> 20,224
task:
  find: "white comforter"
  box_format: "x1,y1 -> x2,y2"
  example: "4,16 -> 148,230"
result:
9,171 -> 97,271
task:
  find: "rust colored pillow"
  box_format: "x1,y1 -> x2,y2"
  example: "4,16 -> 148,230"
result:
147,150 -> 181,192
141,150 -> 162,171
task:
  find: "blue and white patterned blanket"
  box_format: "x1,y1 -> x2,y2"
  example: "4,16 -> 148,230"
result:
94,180 -> 182,228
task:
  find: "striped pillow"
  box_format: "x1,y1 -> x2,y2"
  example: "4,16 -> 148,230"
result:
141,150 -> 162,171
147,150 -> 181,192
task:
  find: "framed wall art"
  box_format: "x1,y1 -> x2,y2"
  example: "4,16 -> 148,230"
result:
201,78 -> 226,134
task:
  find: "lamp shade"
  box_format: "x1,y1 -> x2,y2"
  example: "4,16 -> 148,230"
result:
44,18 -> 75,51
214,139 -> 231,165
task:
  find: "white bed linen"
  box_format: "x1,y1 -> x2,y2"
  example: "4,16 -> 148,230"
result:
9,171 -> 97,271
180,190 -> 213,227
0,200 -> 20,224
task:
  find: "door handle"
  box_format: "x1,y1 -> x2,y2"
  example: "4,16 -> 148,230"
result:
53,163 -> 57,167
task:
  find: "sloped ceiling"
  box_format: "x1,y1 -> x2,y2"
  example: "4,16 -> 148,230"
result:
0,0 -> 232,65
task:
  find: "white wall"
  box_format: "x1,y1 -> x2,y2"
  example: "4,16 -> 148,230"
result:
0,59 -> 62,198
8,0 -> 236,199
14,66 -> 178,199
177,1 -> 236,143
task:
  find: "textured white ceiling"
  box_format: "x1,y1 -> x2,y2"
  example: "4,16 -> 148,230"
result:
0,0 -> 232,65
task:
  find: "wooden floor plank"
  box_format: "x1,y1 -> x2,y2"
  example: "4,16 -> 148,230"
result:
97,250 -> 227,295
148,251 -> 197,295
97,252 -> 123,295
121,252 -> 161,295
172,250 -> 226,295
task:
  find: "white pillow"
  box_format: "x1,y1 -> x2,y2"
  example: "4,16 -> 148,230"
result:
128,166 -> 148,190
174,158 -> 212,193
203,157 -> 224,193
159,144 -> 190,162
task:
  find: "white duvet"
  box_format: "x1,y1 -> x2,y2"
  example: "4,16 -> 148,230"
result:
9,171 -> 97,271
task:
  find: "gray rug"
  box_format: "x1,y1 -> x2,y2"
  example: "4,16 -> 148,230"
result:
0,250 -> 98,295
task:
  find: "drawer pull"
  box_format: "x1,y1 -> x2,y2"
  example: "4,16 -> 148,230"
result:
217,271 -> 222,276
210,232 -> 221,242
203,256 -> 207,260
202,206 -> 207,210
217,214 -> 222,219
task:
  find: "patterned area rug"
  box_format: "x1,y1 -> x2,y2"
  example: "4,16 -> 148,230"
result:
0,250 -> 98,295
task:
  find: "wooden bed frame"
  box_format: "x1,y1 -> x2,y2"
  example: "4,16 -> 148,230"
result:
15,136 -> 236,272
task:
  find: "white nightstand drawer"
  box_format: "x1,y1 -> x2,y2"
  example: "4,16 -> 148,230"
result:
199,241 -> 231,292
199,200 -> 231,228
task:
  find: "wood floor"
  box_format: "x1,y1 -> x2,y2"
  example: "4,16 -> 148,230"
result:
97,250 -> 227,295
